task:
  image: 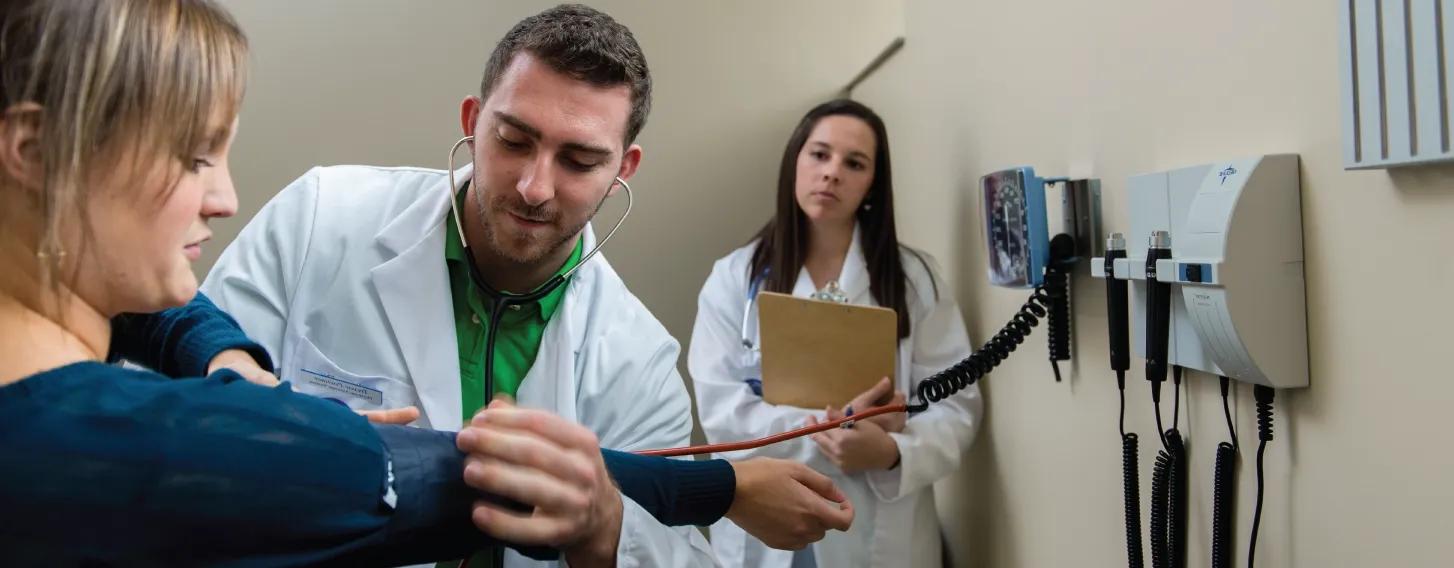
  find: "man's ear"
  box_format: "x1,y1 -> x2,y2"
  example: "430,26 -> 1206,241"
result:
459,95 -> 484,153
0,103 -> 45,190
609,144 -> 642,198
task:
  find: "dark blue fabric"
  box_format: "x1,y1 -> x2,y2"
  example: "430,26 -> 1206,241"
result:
108,291 -> 275,378
602,451 -> 735,528
0,365 -> 736,566
111,289 -> 739,527
0,362 -> 530,567
49,291 -> 741,565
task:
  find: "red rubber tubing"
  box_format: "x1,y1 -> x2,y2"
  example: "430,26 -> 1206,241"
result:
632,404 -> 909,457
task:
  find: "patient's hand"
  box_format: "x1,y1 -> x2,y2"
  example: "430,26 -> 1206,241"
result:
207,349 -> 281,387
724,457 -> 855,550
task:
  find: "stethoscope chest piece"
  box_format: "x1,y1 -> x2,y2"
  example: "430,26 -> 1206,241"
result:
810,280 -> 850,304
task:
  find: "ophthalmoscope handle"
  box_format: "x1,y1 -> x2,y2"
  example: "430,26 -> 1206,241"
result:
1105,234 -> 1130,374
1144,231 -> 1173,394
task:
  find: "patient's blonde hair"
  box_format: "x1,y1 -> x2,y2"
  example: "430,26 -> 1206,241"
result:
0,0 -> 248,316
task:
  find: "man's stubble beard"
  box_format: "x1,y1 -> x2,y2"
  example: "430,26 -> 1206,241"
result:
469,172 -> 603,267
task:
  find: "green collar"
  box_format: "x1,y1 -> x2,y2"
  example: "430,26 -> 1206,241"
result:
444,186 -> 583,321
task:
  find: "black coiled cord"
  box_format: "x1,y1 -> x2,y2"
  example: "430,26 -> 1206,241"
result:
1149,437 -> 1169,568
1150,428 -> 1187,568
1249,385 -> 1276,568
1122,432 -> 1145,568
1044,265 -> 1071,381
1212,376 -> 1238,568
907,285 -> 1053,411
1171,430 -> 1188,568
1119,370 -> 1144,568
1044,234 -> 1076,382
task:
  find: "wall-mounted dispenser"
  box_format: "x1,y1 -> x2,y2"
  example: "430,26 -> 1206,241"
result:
1091,153 -> 1308,389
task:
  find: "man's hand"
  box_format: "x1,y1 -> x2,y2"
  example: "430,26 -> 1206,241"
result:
807,416 -> 900,474
207,349 -> 280,387
724,457 -> 855,551
207,350 -> 420,425
457,398 -> 622,566
357,407 -> 420,425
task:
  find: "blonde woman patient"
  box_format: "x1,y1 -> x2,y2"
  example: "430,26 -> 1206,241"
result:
0,1 -> 853,565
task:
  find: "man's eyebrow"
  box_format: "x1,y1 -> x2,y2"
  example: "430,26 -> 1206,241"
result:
563,142 -> 613,156
494,111 -> 614,157
494,111 -> 542,139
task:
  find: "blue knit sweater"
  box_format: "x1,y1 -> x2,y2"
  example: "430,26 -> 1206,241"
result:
0,292 -> 733,567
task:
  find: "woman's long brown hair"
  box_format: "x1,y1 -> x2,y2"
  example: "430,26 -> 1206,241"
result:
747,99 -> 933,339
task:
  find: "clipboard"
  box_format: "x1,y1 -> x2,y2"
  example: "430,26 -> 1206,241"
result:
756,291 -> 898,410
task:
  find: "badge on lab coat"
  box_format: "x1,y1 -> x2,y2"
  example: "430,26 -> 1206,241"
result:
288,336 -> 401,410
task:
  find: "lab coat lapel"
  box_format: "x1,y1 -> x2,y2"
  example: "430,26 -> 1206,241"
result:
515,296 -> 575,421
369,163 -> 472,430
839,224 -> 871,304
514,224 -> 597,422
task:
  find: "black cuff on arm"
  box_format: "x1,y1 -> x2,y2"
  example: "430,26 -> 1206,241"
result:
372,425 -> 559,564
601,451 -> 736,527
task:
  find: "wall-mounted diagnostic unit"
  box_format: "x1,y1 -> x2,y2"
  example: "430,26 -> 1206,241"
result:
1093,153 -> 1308,568
1092,153 -> 1309,389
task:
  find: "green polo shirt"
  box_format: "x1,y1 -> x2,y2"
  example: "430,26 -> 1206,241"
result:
441,190 -> 581,568
444,189 -> 582,428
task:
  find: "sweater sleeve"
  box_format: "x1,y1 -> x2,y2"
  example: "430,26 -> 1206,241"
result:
107,291 -> 275,378
0,364 -> 736,567
601,451 -> 736,527
0,364 -> 547,567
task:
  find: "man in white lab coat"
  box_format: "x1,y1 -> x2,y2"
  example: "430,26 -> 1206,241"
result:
200,4 -> 855,567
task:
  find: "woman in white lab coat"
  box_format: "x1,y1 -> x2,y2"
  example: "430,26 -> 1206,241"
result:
688,99 -> 984,568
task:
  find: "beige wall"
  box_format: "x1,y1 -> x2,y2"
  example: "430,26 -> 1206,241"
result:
206,1 -> 1454,565
209,0 -> 905,444
854,0 -> 1454,566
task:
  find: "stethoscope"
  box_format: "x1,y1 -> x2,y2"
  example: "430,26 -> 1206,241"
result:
738,268 -> 849,353
740,269 -> 771,353
445,135 -> 632,411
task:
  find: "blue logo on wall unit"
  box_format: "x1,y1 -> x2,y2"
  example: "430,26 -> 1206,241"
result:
1217,166 -> 1238,185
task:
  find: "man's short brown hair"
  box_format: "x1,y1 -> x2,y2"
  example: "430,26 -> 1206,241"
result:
479,4 -> 652,146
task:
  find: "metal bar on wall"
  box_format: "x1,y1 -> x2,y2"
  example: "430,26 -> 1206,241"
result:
839,36 -> 906,99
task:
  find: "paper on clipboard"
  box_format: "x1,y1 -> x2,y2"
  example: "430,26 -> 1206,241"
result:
756,291 -> 898,410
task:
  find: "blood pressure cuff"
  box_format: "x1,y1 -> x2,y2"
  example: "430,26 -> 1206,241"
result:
373,425 -> 559,563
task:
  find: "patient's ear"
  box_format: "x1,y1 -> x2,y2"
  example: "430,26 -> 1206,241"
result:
0,102 -> 44,190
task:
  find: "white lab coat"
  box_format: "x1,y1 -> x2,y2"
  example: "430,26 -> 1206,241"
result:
687,228 -> 982,568
201,163 -> 721,568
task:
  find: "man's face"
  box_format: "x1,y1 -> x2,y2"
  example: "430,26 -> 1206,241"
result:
460,53 -> 641,267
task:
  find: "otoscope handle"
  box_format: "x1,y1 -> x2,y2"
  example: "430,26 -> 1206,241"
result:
1144,231 -> 1173,388
1105,234 -> 1130,373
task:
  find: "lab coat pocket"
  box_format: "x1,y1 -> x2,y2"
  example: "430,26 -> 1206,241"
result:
287,336 -> 412,412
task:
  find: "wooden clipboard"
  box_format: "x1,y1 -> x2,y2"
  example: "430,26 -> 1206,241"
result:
756,291 -> 898,410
